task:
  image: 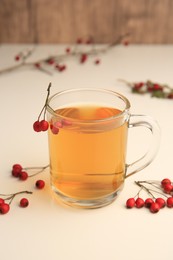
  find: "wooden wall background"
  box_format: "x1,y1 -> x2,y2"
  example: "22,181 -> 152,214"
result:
0,0 -> 173,44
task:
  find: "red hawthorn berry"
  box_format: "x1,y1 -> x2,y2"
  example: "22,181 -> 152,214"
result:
50,124 -> 59,134
0,198 -> 5,205
15,55 -> 20,61
134,82 -> 144,90
135,198 -> 145,208
161,178 -> 171,187
47,59 -> 55,65
80,54 -> 88,63
155,198 -> 166,208
40,120 -> 49,131
12,164 -> 23,177
33,120 -> 41,132
153,84 -> 163,91
19,171 -> 28,181
150,202 -> 160,213
56,64 -> 66,72
0,203 -> 10,214
95,59 -> 100,65
66,48 -> 71,53
166,197 -> 173,208
20,198 -> 29,208
13,164 -> 22,172
59,65 -> 66,72
163,183 -> 173,193
126,198 -> 135,208
34,63 -> 41,68
145,198 -> 154,208
35,180 -> 45,189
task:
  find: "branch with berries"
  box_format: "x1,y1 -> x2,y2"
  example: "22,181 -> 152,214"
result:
126,178 -> 173,213
0,163 -> 48,215
119,79 -> 173,99
0,33 -> 130,76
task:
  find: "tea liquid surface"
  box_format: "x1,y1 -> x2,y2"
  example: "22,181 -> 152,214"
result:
48,105 -> 128,200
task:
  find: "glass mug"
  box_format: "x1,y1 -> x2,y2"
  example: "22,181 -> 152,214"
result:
47,88 -> 160,209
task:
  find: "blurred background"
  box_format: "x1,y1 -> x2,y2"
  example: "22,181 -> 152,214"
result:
1,0 -> 173,44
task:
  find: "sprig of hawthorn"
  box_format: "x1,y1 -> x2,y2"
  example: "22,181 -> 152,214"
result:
119,79 -> 173,99
0,33 -> 130,76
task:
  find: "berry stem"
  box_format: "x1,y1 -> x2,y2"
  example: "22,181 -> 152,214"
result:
135,181 -> 156,199
135,181 -> 169,198
26,165 -> 49,177
0,191 -> 33,197
0,190 -> 33,204
37,83 -> 52,121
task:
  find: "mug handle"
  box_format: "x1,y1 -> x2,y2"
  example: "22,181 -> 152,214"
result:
125,114 -> 160,178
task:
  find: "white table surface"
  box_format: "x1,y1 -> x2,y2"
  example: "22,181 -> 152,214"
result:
0,44 -> 173,260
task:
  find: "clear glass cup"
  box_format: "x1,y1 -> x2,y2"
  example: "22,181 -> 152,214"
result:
47,88 -> 160,209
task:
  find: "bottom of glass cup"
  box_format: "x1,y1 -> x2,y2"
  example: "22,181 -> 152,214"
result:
51,185 -> 123,209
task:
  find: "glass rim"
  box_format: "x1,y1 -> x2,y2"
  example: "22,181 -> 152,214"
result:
47,88 -> 131,123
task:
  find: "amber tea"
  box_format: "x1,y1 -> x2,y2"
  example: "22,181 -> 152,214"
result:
48,105 -> 128,202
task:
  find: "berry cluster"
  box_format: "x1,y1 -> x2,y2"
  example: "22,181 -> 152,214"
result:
12,163 -> 48,184
126,179 -> 173,213
33,83 -> 51,133
0,163 -> 47,215
33,83 -> 72,135
0,191 -> 32,215
120,79 -> 173,99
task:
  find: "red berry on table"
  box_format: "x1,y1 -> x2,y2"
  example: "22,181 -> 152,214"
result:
20,198 -> 29,208
15,55 -> 20,61
153,84 -> 163,91
161,178 -> 171,187
155,198 -> 166,208
47,59 -> 55,65
0,203 -> 10,214
95,59 -> 100,65
135,198 -> 145,208
166,197 -> 173,208
33,120 -> 41,132
126,198 -> 135,208
66,48 -> 71,53
145,198 -> 154,208
59,65 -> 66,72
150,202 -> 160,213
163,183 -> 173,193
19,171 -> 28,181
13,164 -> 22,172
35,180 -> 45,189
40,120 -> 49,131
0,198 -> 4,205
134,82 -> 144,90
34,63 -> 41,68
80,54 -> 88,63
12,164 -> 23,177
